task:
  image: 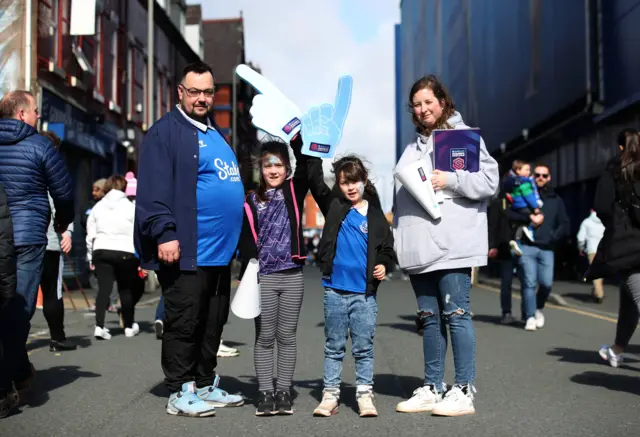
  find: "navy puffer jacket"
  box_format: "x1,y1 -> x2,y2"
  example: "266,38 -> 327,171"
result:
0,119 -> 74,246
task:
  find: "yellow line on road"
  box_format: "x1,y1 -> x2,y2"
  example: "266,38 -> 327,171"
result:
475,283 -> 618,324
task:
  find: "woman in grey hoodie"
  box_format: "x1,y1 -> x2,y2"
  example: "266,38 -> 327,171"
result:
393,75 -> 499,417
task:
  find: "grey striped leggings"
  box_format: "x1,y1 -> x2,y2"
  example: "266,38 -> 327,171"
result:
254,269 -> 304,392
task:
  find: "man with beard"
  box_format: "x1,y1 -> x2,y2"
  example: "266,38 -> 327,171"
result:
135,62 -> 245,417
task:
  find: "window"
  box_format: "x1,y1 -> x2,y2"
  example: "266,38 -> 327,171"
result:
38,0 -> 60,66
94,17 -> 102,93
110,30 -> 118,105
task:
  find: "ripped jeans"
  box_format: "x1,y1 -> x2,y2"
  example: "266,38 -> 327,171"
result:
410,268 -> 475,387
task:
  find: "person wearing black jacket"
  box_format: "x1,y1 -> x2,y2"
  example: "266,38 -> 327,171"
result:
505,164 -> 569,331
0,183 -> 17,418
236,134 -> 310,416
307,154 -> 394,418
488,194 -> 518,324
588,128 -> 640,368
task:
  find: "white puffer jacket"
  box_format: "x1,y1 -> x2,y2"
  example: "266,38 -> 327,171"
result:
86,190 -> 135,263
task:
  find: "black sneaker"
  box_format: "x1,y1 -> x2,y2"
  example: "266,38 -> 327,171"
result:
275,391 -> 294,415
255,391 -> 276,416
50,339 -> 78,352
0,385 -> 19,419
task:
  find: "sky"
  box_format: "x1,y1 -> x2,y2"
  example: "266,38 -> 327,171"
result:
187,0 -> 400,212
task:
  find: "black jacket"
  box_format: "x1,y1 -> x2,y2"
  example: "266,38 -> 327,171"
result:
505,185 -> 569,248
0,184 -> 16,310
587,158 -> 640,279
237,135 -> 309,279
488,197 -> 514,260
307,158 -> 395,295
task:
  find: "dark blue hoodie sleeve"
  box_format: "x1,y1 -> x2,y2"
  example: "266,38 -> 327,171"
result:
135,122 -> 177,244
42,142 -> 74,228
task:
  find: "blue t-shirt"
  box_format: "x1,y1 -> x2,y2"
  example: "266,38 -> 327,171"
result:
253,189 -> 298,276
196,129 -> 244,266
322,206 -> 368,293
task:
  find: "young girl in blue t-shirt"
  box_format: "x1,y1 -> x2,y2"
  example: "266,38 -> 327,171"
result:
306,155 -> 394,418
237,135 -> 310,416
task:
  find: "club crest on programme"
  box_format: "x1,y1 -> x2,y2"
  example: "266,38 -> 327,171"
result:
450,148 -> 467,171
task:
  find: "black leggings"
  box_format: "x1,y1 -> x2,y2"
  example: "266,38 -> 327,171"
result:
40,251 -> 66,342
93,250 -> 139,329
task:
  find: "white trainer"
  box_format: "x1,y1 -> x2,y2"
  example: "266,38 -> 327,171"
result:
217,340 -> 239,357
396,385 -> 443,413
524,317 -> 537,331
94,326 -> 111,340
125,323 -> 140,338
431,385 -> 476,417
599,345 -> 623,368
535,310 -> 545,328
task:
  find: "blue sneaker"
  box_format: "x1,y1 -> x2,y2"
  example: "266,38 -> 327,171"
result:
197,375 -> 244,407
166,382 -> 216,417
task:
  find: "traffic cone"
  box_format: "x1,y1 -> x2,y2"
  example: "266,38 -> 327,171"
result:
36,286 -> 43,309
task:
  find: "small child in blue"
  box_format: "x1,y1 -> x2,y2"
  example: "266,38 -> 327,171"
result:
307,155 -> 394,418
503,160 -> 543,256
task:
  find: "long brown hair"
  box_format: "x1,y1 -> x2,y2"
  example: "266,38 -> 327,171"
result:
105,175 -> 127,193
254,140 -> 292,202
332,155 -> 377,198
407,75 -> 456,137
620,130 -> 640,182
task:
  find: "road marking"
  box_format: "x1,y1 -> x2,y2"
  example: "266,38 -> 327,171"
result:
475,283 -> 619,324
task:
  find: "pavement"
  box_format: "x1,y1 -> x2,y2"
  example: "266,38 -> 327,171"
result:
2,268 -> 639,436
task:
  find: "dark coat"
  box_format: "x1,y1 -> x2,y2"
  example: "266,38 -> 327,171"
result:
307,158 -> 395,295
0,184 -> 16,309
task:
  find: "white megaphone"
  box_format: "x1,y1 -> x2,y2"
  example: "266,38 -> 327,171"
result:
394,160 -> 442,220
231,259 -> 261,319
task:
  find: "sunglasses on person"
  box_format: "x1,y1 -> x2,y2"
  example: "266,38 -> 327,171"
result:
534,172 -> 550,179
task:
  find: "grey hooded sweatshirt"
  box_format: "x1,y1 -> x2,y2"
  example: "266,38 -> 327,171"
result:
393,112 -> 499,274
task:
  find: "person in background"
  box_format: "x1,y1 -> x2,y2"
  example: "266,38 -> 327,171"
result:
503,160 -> 543,256
0,90 -> 74,405
589,128 -> 640,367
135,61 -> 244,417
82,179 -> 107,230
488,192 -> 518,324
507,164 -> 569,331
39,131 -> 77,352
576,209 -> 605,303
86,175 -> 140,340
0,183 -> 17,419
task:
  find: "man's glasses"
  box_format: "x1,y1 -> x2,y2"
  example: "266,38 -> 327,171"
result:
534,173 -> 550,179
180,84 -> 215,98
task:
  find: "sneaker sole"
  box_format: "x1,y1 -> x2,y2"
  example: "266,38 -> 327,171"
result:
313,407 -> 338,417
431,407 -> 475,417
155,323 -> 163,340
359,410 -> 378,417
166,406 -> 216,417
396,405 -> 437,413
276,408 -> 294,415
201,399 -> 245,407
255,409 -> 277,416
217,351 -> 240,358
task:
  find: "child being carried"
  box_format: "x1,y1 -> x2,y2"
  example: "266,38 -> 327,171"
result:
504,160 -> 543,256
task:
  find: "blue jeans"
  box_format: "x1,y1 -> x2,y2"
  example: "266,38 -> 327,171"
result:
155,295 -> 165,321
517,245 -> 554,319
410,268 -> 475,387
323,288 -> 378,388
500,258 -> 515,315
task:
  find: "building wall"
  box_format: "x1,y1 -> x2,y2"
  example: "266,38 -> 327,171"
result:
35,0 -> 200,281
0,0 -> 27,98
303,193 -> 324,230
